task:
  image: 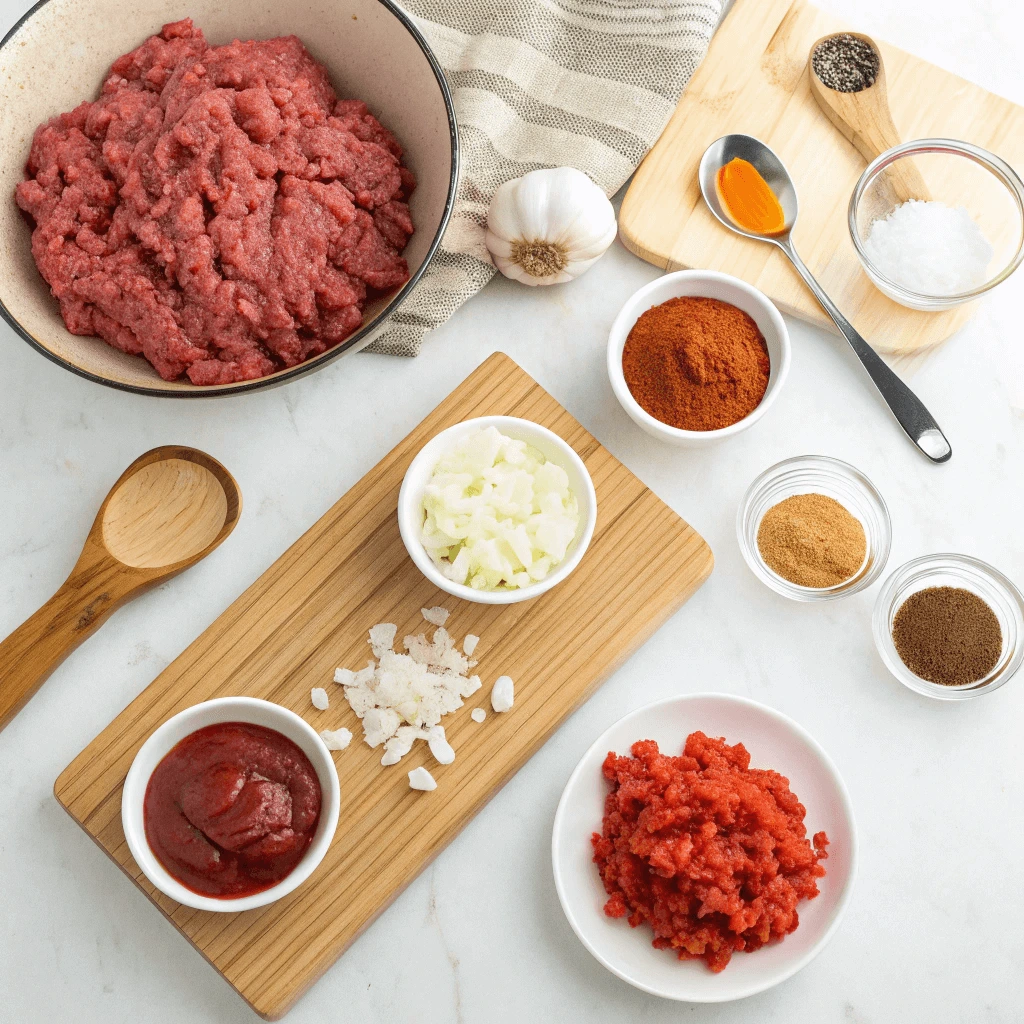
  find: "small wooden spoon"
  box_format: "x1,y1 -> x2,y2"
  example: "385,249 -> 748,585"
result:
808,31 -> 929,203
0,446 -> 241,733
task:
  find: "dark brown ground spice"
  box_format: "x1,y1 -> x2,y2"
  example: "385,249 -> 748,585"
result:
892,586 -> 1002,686
621,296 -> 770,431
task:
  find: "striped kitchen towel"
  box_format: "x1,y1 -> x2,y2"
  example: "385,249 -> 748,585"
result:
366,0 -> 722,356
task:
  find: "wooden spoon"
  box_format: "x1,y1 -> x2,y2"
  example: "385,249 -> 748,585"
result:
808,32 -> 929,203
0,446 -> 241,733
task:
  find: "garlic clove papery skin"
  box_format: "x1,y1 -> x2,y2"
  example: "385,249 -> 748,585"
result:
485,167 -> 617,286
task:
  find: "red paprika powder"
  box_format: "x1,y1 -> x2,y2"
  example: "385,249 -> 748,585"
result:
621,296 -> 770,431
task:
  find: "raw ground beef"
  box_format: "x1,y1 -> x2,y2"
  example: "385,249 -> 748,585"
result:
592,732 -> 829,972
16,19 -> 415,384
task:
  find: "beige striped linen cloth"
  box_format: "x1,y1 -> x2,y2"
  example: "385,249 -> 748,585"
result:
367,0 -> 722,356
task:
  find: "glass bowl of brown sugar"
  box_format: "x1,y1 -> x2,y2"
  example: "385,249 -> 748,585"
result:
872,554 -> 1024,700
737,455 -> 892,602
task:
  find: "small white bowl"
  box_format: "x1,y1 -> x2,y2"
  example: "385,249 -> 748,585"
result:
552,693 -> 857,1002
122,696 -> 341,912
397,415 -> 597,605
607,270 -> 791,446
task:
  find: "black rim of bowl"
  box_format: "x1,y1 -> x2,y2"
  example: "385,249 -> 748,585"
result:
0,0 -> 460,398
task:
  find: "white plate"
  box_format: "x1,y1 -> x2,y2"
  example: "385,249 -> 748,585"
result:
551,693 -> 857,1002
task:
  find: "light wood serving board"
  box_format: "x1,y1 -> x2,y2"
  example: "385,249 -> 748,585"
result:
54,353 -> 713,1020
619,0 -> 1024,362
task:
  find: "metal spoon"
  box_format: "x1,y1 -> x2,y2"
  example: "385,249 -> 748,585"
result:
0,446 -> 241,734
698,134 -> 951,463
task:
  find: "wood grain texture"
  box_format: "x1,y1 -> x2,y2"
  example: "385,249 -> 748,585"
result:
807,32 -> 929,205
618,0 -> 1024,361
53,353 -> 714,1020
0,447 -> 240,734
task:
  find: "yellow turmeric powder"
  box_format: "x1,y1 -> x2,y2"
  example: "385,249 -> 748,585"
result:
716,158 -> 786,235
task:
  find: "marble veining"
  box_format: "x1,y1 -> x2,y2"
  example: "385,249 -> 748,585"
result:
1,0 -> 1023,1020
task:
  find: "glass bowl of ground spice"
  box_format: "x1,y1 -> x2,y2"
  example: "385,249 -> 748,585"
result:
872,554 -> 1024,700
608,270 -> 790,445
737,455 -> 891,601
849,139 -> 1024,311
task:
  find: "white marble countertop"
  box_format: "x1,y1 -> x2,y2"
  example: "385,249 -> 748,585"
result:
2,0 -> 1023,1020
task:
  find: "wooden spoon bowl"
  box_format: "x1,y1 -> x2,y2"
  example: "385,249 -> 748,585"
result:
0,446 -> 240,733
808,31 -> 930,204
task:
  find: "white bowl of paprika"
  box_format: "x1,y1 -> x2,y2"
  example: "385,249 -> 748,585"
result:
607,270 -> 790,446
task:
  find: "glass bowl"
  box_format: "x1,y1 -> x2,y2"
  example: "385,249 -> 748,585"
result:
737,455 -> 891,602
872,554 -> 1024,701
848,139 -> 1024,311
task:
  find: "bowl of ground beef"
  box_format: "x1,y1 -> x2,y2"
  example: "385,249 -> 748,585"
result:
0,0 -> 457,394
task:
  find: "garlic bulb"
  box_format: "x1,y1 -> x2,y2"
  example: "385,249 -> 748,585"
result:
485,167 -> 617,286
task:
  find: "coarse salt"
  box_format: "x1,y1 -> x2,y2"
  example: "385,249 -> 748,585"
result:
491,675 -> 514,713
319,727 -> 352,751
408,766 -> 437,791
862,200 -> 993,296
310,687 -> 330,711
471,708 -> 486,723
463,634 -> 480,656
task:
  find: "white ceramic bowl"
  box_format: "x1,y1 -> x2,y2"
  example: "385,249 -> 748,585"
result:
122,696 -> 341,912
552,693 -> 857,1002
0,0 -> 458,396
607,270 -> 791,446
397,415 -> 598,605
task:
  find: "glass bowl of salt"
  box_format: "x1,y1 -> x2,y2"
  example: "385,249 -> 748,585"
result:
848,139 -> 1024,311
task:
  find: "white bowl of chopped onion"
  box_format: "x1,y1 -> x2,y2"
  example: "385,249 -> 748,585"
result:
398,416 -> 597,604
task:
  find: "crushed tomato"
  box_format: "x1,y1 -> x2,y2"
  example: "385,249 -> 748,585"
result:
591,732 -> 829,972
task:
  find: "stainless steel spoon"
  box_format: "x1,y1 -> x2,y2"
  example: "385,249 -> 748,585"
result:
698,134 -> 951,463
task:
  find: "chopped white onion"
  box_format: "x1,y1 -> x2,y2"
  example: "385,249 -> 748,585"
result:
491,675 -> 514,713
421,606 -> 450,626
420,426 -> 579,591
319,727 -> 352,751
408,766 -> 437,791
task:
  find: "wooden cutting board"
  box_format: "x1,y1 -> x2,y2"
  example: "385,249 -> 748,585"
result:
54,352 -> 713,1020
619,0 -> 1024,362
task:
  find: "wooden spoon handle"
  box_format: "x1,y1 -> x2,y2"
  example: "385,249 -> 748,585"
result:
0,553 -> 143,734
807,39 -> 929,204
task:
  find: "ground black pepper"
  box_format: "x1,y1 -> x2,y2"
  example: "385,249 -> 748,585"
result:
891,586 -> 1002,686
812,34 -> 880,93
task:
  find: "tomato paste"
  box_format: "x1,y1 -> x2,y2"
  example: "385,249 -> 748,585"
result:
592,732 -> 829,972
144,721 -> 321,898
16,19 -> 414,384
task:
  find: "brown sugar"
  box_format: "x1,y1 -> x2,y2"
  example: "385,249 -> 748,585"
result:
757,493 -> 866,588
892,586 -> 1002,686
